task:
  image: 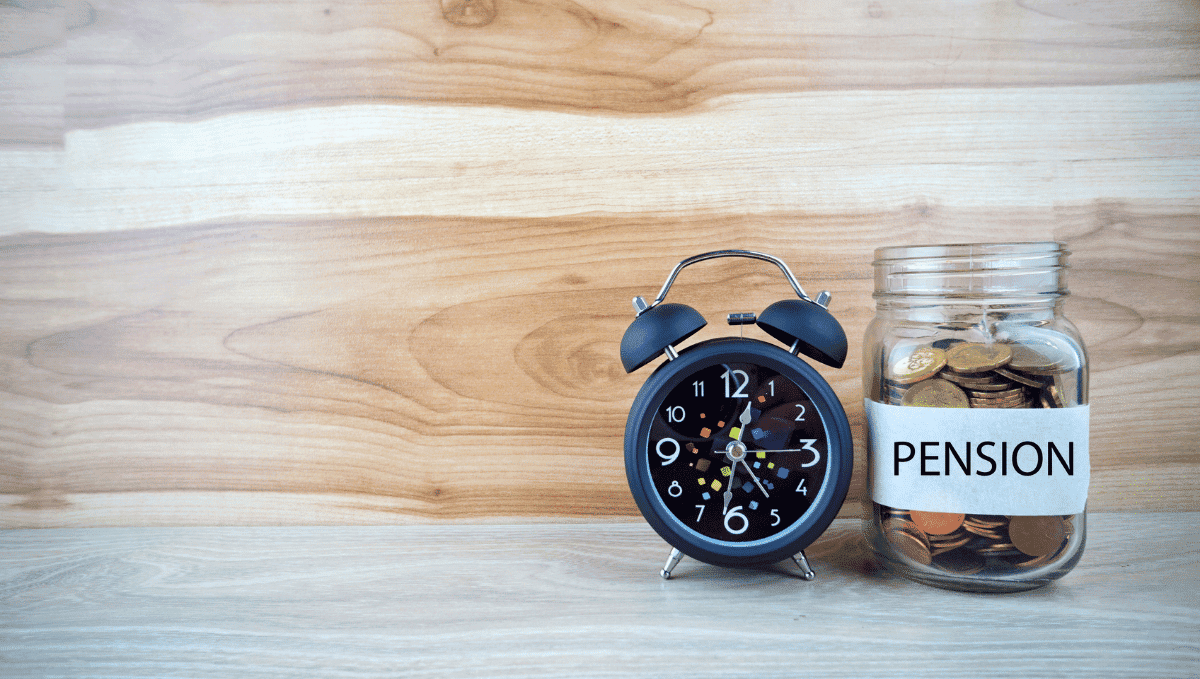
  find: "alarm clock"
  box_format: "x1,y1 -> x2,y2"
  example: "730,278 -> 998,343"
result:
620,250 -> 852,580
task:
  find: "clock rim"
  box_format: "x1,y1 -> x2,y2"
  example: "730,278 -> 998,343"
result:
624,337 -> 853,568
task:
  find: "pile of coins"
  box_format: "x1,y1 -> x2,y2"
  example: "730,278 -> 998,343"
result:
878,507 -> 1075,575
874,336 -> 1083,577
882,339 -> 1079,409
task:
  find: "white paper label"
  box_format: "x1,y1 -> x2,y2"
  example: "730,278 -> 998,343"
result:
865,399 -> 1090,515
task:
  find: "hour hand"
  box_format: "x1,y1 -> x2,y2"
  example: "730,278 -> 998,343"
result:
722,468 -> 736,513
735,402 -> 752,442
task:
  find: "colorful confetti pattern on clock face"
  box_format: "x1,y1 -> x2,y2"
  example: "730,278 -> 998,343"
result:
645,362 -> 830,544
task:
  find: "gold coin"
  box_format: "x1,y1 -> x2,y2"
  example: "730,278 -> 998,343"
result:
901,378 -> 969,408
945,342 -> 1013,373
941,372 -> 1014,390
994,367 -> 1046,388
889,345 -> 946,385
1008,515 -> 1068,557
1007,341 -> 1077,375
967,386 -> 1028,400
911,510 -> 965,536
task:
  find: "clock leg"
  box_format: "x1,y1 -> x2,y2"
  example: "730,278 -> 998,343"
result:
791,551 -> 816,581
660,548 -> 684,579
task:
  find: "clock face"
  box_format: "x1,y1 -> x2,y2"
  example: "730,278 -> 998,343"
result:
643,360 -> 829,544
625,338 -> 851,566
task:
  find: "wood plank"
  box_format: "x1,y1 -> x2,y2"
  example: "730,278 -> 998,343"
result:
2,82 -> 1195,234
50,0 -> 1200,127
0,0 -> 79,146
1,209 -> 1195,526
2,514 -> 1197,677
2,0 -> 1197,527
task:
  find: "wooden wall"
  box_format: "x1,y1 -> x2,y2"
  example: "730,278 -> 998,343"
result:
2,0 -> 1197,527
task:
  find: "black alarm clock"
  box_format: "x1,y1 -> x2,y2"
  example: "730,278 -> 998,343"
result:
620,250 -> 852,580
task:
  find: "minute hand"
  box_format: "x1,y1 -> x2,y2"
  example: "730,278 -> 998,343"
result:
749,440 -> 821,467
748,448 -> 814,453
736,459 -> 770,498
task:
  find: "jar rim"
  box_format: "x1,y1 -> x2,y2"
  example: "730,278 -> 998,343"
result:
873,241 -> 1068,265
872,241 -> 1069,298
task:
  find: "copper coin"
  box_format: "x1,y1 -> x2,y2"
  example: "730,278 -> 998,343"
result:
884,519 -> 932,566
1008,515 -> 1068,557
901,378 -> 970,408
911,510 -> 965,535
890,345 -> 946,385
929,533 -> 971,555
945,342 -> 1013,373
934,547 -> 986,575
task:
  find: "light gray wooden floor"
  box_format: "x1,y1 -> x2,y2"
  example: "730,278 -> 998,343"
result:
3,513 -> 1198,678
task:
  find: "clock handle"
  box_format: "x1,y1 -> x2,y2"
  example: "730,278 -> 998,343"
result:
640,250 -> 814,315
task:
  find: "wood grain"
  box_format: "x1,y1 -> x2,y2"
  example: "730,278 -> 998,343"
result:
1,209 -> 1196,526
2,514 -> 1198,678
6,83 -> 1199,234
48,0 -> 1200,126
2,0 -> 1198,526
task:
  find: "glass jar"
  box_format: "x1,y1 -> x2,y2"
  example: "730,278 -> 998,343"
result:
863,242 -> 1089,592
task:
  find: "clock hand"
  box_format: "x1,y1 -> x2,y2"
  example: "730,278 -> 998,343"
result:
737,458 -> 770,498
721,401 -> 752,512
745,448 -> 814,454
735,402 -> 751,442
722,468 -> 735,514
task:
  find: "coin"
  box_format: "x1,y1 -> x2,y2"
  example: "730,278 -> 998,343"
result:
911,510 -> 965,535
936,548 -> 986,575
872,327 -> 1084,582
901,378 -> 969,408
1008,515 -> 1068,557
962,516 -> 1006,539
945,342 -> 1013,373
928,531 -> 971,555
1007,341 -> 1078,375
994,367 -> 1046,388
883,517 -> 932,565
939,371 -> 1014,390
889,345 -> 946,384
968,386 -> 1028,401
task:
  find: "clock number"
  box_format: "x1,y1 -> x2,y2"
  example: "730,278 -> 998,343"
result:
665,405 -> 685,423
770,508 -> 782,526
668,480 -> 683,497
656,438 -> 681,465
795,478 -> 808,495
769,380 -> 775,397
722,369 -> 750,399
795,404 -> 806,421
695,505 -> 705,522
798,439 -> 821,468
693,380 -> 705,397
723,505 -> 749,535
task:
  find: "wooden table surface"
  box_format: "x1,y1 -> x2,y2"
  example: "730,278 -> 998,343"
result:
3,513 -> 1198,677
